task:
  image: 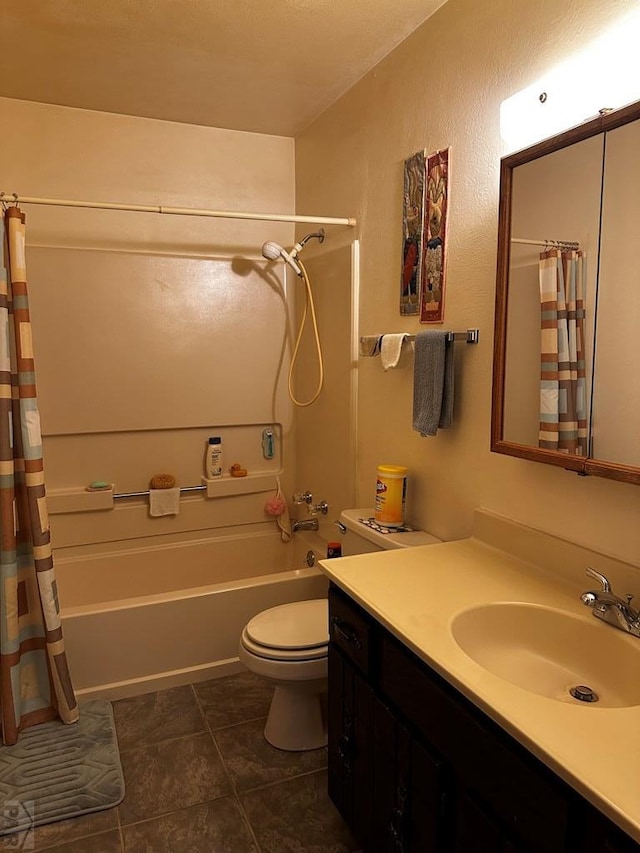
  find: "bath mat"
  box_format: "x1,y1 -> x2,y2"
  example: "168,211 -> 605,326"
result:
0,700 -> 124,837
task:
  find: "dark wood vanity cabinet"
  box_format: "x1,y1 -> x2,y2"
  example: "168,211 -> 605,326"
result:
327,583 -> 640,853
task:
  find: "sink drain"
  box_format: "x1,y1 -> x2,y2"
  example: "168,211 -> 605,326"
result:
569,685 -> 599,703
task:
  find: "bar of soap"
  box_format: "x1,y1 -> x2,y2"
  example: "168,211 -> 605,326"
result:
86,480 -> 110,491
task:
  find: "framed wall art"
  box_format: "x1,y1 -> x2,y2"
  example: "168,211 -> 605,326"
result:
400,150 -> 426,316
420,148 -> 450,323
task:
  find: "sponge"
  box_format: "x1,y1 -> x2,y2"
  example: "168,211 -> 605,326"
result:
149,474 -> 177,489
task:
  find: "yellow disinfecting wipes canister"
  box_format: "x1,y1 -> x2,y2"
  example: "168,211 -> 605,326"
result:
374,464 -> 407,527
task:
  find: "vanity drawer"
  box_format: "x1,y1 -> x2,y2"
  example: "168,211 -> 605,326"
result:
379,632 -> 572,853
329,585 -> 373,676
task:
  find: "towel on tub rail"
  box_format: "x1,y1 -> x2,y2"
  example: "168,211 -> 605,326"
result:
149,487 -> 180,516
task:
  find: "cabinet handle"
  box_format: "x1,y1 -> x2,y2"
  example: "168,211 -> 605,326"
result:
337,734 -> 350,761
331,616 -> 363,649
388,807 -> 406,851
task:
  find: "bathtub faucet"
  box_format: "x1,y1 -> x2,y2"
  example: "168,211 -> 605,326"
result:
292,518 -> 319,533
293,491 -> 329,516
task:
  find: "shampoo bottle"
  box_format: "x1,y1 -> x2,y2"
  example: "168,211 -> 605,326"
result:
205,436 -> 223,478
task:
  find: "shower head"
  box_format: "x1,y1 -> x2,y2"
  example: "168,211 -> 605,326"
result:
261,241 -> 303,276
261,229 -> 325,277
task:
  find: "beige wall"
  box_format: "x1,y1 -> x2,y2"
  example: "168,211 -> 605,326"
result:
294,243 -> 359,532
0,97 -> 297,559
296,0 -> 640,566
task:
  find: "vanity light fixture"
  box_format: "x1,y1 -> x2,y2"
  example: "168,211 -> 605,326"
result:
500,7 -> 640,151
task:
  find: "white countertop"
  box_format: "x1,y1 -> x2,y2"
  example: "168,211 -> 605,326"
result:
319,520 -> 640,843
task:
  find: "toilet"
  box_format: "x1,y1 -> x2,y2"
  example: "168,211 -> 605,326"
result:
239,508 -> 441,751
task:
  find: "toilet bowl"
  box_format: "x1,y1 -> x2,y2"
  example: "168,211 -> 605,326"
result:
239,598 -> 329,751
239,509 -> 441,751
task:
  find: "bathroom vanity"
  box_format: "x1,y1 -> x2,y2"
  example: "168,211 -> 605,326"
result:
320,511 -> 640,852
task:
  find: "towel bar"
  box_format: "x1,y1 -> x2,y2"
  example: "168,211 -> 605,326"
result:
360,329 -> 479,349
113,485 -> 206,500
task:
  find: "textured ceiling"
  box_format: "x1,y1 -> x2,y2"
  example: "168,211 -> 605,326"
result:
0,0 -> 447,137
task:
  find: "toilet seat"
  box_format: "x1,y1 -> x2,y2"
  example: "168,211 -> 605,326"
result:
241,629 -> 327,661
245,599 -> 328,651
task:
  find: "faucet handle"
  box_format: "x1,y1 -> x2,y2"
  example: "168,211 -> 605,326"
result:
585,566 -> 611,593
293,491 -> 313,505
308,500 -> 329,516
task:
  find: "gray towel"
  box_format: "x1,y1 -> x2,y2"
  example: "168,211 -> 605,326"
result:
412,331 -> 454,436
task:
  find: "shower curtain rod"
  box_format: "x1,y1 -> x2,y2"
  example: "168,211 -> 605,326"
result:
0,193 -> 356,228
511,237 -> 580,249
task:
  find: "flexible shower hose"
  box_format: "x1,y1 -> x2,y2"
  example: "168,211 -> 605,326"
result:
288,257 -> 324,407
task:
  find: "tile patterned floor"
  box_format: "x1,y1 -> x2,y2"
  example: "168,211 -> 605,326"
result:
3,672 -> 358,853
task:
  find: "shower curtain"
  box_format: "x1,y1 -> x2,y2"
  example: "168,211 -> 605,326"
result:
0,206 -> 78,744
538,249 -> 587,456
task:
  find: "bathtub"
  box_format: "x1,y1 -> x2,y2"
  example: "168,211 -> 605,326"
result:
58,527 -> 328,700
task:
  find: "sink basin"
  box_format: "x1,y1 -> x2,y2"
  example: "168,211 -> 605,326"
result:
451,602 -> 640,707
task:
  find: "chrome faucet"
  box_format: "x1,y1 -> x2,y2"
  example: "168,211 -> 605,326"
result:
292,517 -> 319,533
293,491 -> 329,516
580,567 -> 640,638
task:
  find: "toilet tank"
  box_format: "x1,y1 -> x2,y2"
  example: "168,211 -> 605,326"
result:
337,508 -> 441,556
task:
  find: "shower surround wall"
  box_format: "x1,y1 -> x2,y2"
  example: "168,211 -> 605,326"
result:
0,97 -> 311,695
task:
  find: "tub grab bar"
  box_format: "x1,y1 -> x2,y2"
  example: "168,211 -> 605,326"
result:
113,485 -> 207,500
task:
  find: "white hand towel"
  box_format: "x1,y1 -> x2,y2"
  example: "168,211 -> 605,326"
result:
381,333 -> 410,370
149,487 -> 180,517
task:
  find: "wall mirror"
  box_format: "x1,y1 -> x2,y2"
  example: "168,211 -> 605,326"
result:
492,99 -> 640,485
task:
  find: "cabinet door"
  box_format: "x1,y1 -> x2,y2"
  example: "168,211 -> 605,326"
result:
328,643 -> 375,850
372,698 -> 448,853
454,792 -> 502,853
379,632 -> 571,853
580,810 -> 640,853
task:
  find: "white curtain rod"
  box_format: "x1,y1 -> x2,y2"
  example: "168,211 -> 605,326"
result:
511,237 -> 580,249
0,193 -> 356,228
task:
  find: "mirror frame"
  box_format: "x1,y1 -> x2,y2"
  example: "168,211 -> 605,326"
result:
492,99 -> 640,486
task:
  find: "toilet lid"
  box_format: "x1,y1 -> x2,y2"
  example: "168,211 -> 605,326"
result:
241,628 -> 328,661
245,599 -> 328,650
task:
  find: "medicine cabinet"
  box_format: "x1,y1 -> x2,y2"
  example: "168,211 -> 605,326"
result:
491,99 -> 640,485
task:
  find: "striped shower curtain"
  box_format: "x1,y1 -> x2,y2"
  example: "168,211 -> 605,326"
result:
538,249 -> 587,456
0,206 -> 78,744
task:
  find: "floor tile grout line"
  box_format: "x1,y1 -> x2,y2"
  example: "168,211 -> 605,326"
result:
202,707 -> 264,853
116,802 -> 125,852
114,794 -> 242,831
234,793 -> 264,853
206,714 -> 327,796
113,684 -> 208,754
117,725 -> 211,756
195,687 -> 265,853
117,786 -> 235,831
239,764 -> 329,796
205,713 -> 271,733
32,826 -> 122,853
